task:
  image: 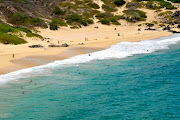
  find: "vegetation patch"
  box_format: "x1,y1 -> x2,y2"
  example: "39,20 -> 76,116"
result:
0,32 -> 27,45
95,12 -> 121,25
8,12 -> 47,28
53,6 -> 66,15
136,0 -> 177,9
102,4 -> 118,12
0,24 -> 43,44
122,9 -> 147,22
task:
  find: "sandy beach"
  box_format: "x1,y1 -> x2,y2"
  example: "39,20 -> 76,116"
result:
0,23 -> 172,75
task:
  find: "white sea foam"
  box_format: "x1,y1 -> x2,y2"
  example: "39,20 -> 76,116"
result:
0,34 -> 180,84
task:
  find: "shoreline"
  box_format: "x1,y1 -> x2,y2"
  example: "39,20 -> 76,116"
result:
0,25 -> 172,75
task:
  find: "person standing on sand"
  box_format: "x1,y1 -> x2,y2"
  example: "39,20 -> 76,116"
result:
12,54 -> 14,58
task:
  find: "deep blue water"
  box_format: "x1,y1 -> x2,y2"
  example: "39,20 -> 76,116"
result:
0,41 -> 180,120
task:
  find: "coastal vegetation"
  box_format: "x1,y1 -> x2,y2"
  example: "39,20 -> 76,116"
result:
95,12 -> 121,25
136,0 -> 177,9
0,24 -> 42,45
8,12 -> 48,28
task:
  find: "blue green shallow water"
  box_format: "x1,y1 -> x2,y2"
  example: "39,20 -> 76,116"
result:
0,36 -> 180,120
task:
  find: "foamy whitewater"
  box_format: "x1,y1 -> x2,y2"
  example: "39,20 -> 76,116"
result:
0,34 -> 180,84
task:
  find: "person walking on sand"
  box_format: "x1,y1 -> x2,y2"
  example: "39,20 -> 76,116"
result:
12,53 -> 15,58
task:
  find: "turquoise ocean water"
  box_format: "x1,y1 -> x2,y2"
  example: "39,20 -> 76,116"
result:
0,34 -> 180,120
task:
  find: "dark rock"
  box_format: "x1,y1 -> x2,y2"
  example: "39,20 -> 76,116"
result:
177,24 -> 180,28
29,44 -> 43,48
61,43 -> 69,47
163,26 -> 171,30
145,28 -> 156,30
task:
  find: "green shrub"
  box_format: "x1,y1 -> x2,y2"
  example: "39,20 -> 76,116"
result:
49,21 -> 58,30
109,17 -> 118,22
83,10 -> 100,19
155,9 -> 162,12
14,26 -> 32,33
53,6 -> 66,15
0,24 -> 18,33
166,5 -> 177,9
112,21 -> 121,25
152,21 -> 158,24
31,18 -> 48,28
66,13 -> 83,23
70,25 -> 79,29
145,23 -> 154,28
8,12 -> 47,28
87,2 -> 100,9
87,19 -> 94,24
81,21 -> 88,26
49,19 -> 67,30
136,10 -> 147,18
14,26 -> 42,38
102,4 -> 118,12
0,32 -> 27,45
8,12 -> 29,25
159,24 -> 165,27
122,9 -> 147,22
126,2 -> 140,8
95,12 -> 114,19
167,0 -> 179,3
16,0 -> 28,4
114,0 -> 126,6
26,32 -> 43,38
101,19 -> 110,25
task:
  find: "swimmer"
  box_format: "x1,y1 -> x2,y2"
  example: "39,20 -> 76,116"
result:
22,91 -> 24,94
89,54 -> 91,56
21,86 -> 23,89
35,83 -> 36,85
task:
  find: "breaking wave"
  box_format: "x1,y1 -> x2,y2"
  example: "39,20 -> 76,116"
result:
0,34 -> 180,84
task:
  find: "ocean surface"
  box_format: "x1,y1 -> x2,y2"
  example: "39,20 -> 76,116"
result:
0,34 -> 180,120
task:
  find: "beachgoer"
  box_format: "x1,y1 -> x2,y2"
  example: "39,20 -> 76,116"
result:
35,83 -> 36,85
12,54 -> 15,58
118,33 -> 120,36
29,80 -> 32,85
22,91 -> 24,94
21,86 -> 23,89
114,28 -> 117,30
58,41 -> 59,44
89,54 -> 91,56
